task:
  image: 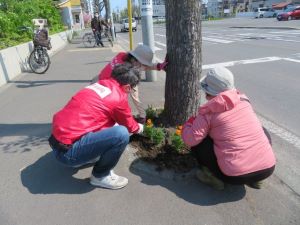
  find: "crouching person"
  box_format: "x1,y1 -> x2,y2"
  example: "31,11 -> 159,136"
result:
48,63 -> 143,189
182,67 -> 276,190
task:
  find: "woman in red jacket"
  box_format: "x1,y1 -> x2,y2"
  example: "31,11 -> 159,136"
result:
93,44 -> 168,122
49,64 -> 144,190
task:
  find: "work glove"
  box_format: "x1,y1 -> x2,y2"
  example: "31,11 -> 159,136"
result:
137,123 -> 144,134
186,116 -> 196,124
156,54 -> 169,71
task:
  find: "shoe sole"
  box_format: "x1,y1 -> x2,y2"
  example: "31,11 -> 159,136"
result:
89,180 -> 127,190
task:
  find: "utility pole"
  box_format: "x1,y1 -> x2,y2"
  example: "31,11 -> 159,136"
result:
140,0 -> 156,82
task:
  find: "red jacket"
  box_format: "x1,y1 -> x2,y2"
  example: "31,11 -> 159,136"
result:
52,78 -> 140,145
98,52 -> 128,80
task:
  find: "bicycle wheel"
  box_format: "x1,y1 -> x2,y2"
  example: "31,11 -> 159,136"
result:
83,33 -> 96,48
29,48 -> 50,74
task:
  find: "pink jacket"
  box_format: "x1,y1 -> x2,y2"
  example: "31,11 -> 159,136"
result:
182,89 -> 276,176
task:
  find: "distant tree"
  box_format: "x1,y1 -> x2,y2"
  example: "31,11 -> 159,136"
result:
164,0 -> 202,126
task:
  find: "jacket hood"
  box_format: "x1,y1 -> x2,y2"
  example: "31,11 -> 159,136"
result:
199,89 -> 241,114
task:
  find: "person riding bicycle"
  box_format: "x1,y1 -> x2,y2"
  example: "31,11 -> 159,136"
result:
91,12 -> 109,47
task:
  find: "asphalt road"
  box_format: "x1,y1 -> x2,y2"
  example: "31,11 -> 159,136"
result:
115,18 -> 300,194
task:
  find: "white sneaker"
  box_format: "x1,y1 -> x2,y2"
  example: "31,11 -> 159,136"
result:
90,170 -> 128,189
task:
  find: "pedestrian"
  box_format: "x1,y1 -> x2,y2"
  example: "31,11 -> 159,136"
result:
91,12 -> 109,47
92,44 -> 168,123
182,67 -> 276,190
48,63 -> 144,189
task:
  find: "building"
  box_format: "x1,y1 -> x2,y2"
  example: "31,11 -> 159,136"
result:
57,0 -> 84,30
152,0 -> 165,17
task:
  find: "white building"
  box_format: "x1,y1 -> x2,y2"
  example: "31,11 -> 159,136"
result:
152,0 -> 165,17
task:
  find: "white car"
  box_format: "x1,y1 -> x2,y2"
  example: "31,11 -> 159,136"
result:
121,18 -> 137,32
254,8 -> 277,18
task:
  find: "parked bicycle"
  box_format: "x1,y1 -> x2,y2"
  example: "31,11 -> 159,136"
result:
82,28 -> 113,48
29,28 -> 52,74
20,26 -> 52,74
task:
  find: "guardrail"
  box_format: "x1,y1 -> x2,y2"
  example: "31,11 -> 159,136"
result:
0,30 -> 73,87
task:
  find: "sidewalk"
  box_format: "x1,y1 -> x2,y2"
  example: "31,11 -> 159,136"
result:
0,38 -> 299,225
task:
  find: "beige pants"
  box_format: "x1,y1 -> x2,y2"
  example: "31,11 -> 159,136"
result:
130,86 -> 146,118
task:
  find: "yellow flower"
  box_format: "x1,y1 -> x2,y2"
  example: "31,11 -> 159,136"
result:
175,129 -> 182,136
146,119 -> 153,127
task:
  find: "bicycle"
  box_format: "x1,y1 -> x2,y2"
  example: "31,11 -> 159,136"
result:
82,28 -> 113,48
20,26 -> 51,74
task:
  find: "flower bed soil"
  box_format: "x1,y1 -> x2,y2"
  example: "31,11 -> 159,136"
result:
129,134 -> 197,173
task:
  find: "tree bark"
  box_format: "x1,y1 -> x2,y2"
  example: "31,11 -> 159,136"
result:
164,0 -> 202,126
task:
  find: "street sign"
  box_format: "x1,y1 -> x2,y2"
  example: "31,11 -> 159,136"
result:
141,0 -> 153,17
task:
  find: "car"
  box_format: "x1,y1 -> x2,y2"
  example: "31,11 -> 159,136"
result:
277,6 -> 300,20
254,7 -> 277,18
121,18 -> 137,32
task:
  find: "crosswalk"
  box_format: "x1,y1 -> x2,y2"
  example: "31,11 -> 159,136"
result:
153,30 -> 300,46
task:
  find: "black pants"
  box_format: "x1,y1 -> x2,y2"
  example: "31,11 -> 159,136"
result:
191,134 -> 275,185
93,30 -> 104,46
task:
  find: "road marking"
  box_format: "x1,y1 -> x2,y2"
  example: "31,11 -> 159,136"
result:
155,41 -> 166,47
202,56 -> 282,69
258,115 -> 300,150
282,58 -> 300,63
155,34 -> 166,37
203,37 -> 234,44
138,42 -> 162,51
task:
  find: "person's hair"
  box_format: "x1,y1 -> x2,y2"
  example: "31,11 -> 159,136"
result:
111,63 -> 141,88
125,53 -> 138,63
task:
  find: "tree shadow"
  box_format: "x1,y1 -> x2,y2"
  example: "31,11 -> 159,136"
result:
0,123 -> 51,153
20,152 -> 94,194
129,158 -> 246,206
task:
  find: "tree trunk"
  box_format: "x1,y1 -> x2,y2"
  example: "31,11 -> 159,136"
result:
164,0 -> 202,126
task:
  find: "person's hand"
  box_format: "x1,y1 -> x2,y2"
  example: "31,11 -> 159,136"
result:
137,123 -> 144,134
186,116 -> 196,124
156,54 -> 168,71
92,29 -> 96,32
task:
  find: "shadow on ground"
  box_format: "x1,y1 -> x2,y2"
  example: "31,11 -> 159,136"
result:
0,123 -> 51,153
21,152 -> 94,194
129,158 -> 246,206
9,79 -> 91,88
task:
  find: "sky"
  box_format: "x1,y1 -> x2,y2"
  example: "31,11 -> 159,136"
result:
111,0 -> 129,12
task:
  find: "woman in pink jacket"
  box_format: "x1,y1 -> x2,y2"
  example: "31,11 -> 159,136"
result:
182,67 -> 276,190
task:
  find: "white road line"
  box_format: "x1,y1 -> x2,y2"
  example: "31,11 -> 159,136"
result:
202,56 -> 282,69
270,31 -> 300,34
155,34 -> 166,37
155,41 -> 166,47
203,37 -> 234,44
266,37 -> 300,43
282,58 -> 300,63
258,115 -> 300,150
138,42 -> 162,51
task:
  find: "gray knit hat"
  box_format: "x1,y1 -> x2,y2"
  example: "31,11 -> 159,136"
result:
200,67 -> 235,96
129,44 -> 154,67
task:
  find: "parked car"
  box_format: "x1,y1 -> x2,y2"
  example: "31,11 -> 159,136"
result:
277,6 -> 300,20
254,7 -> 277,18
121,18 -> 137,32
